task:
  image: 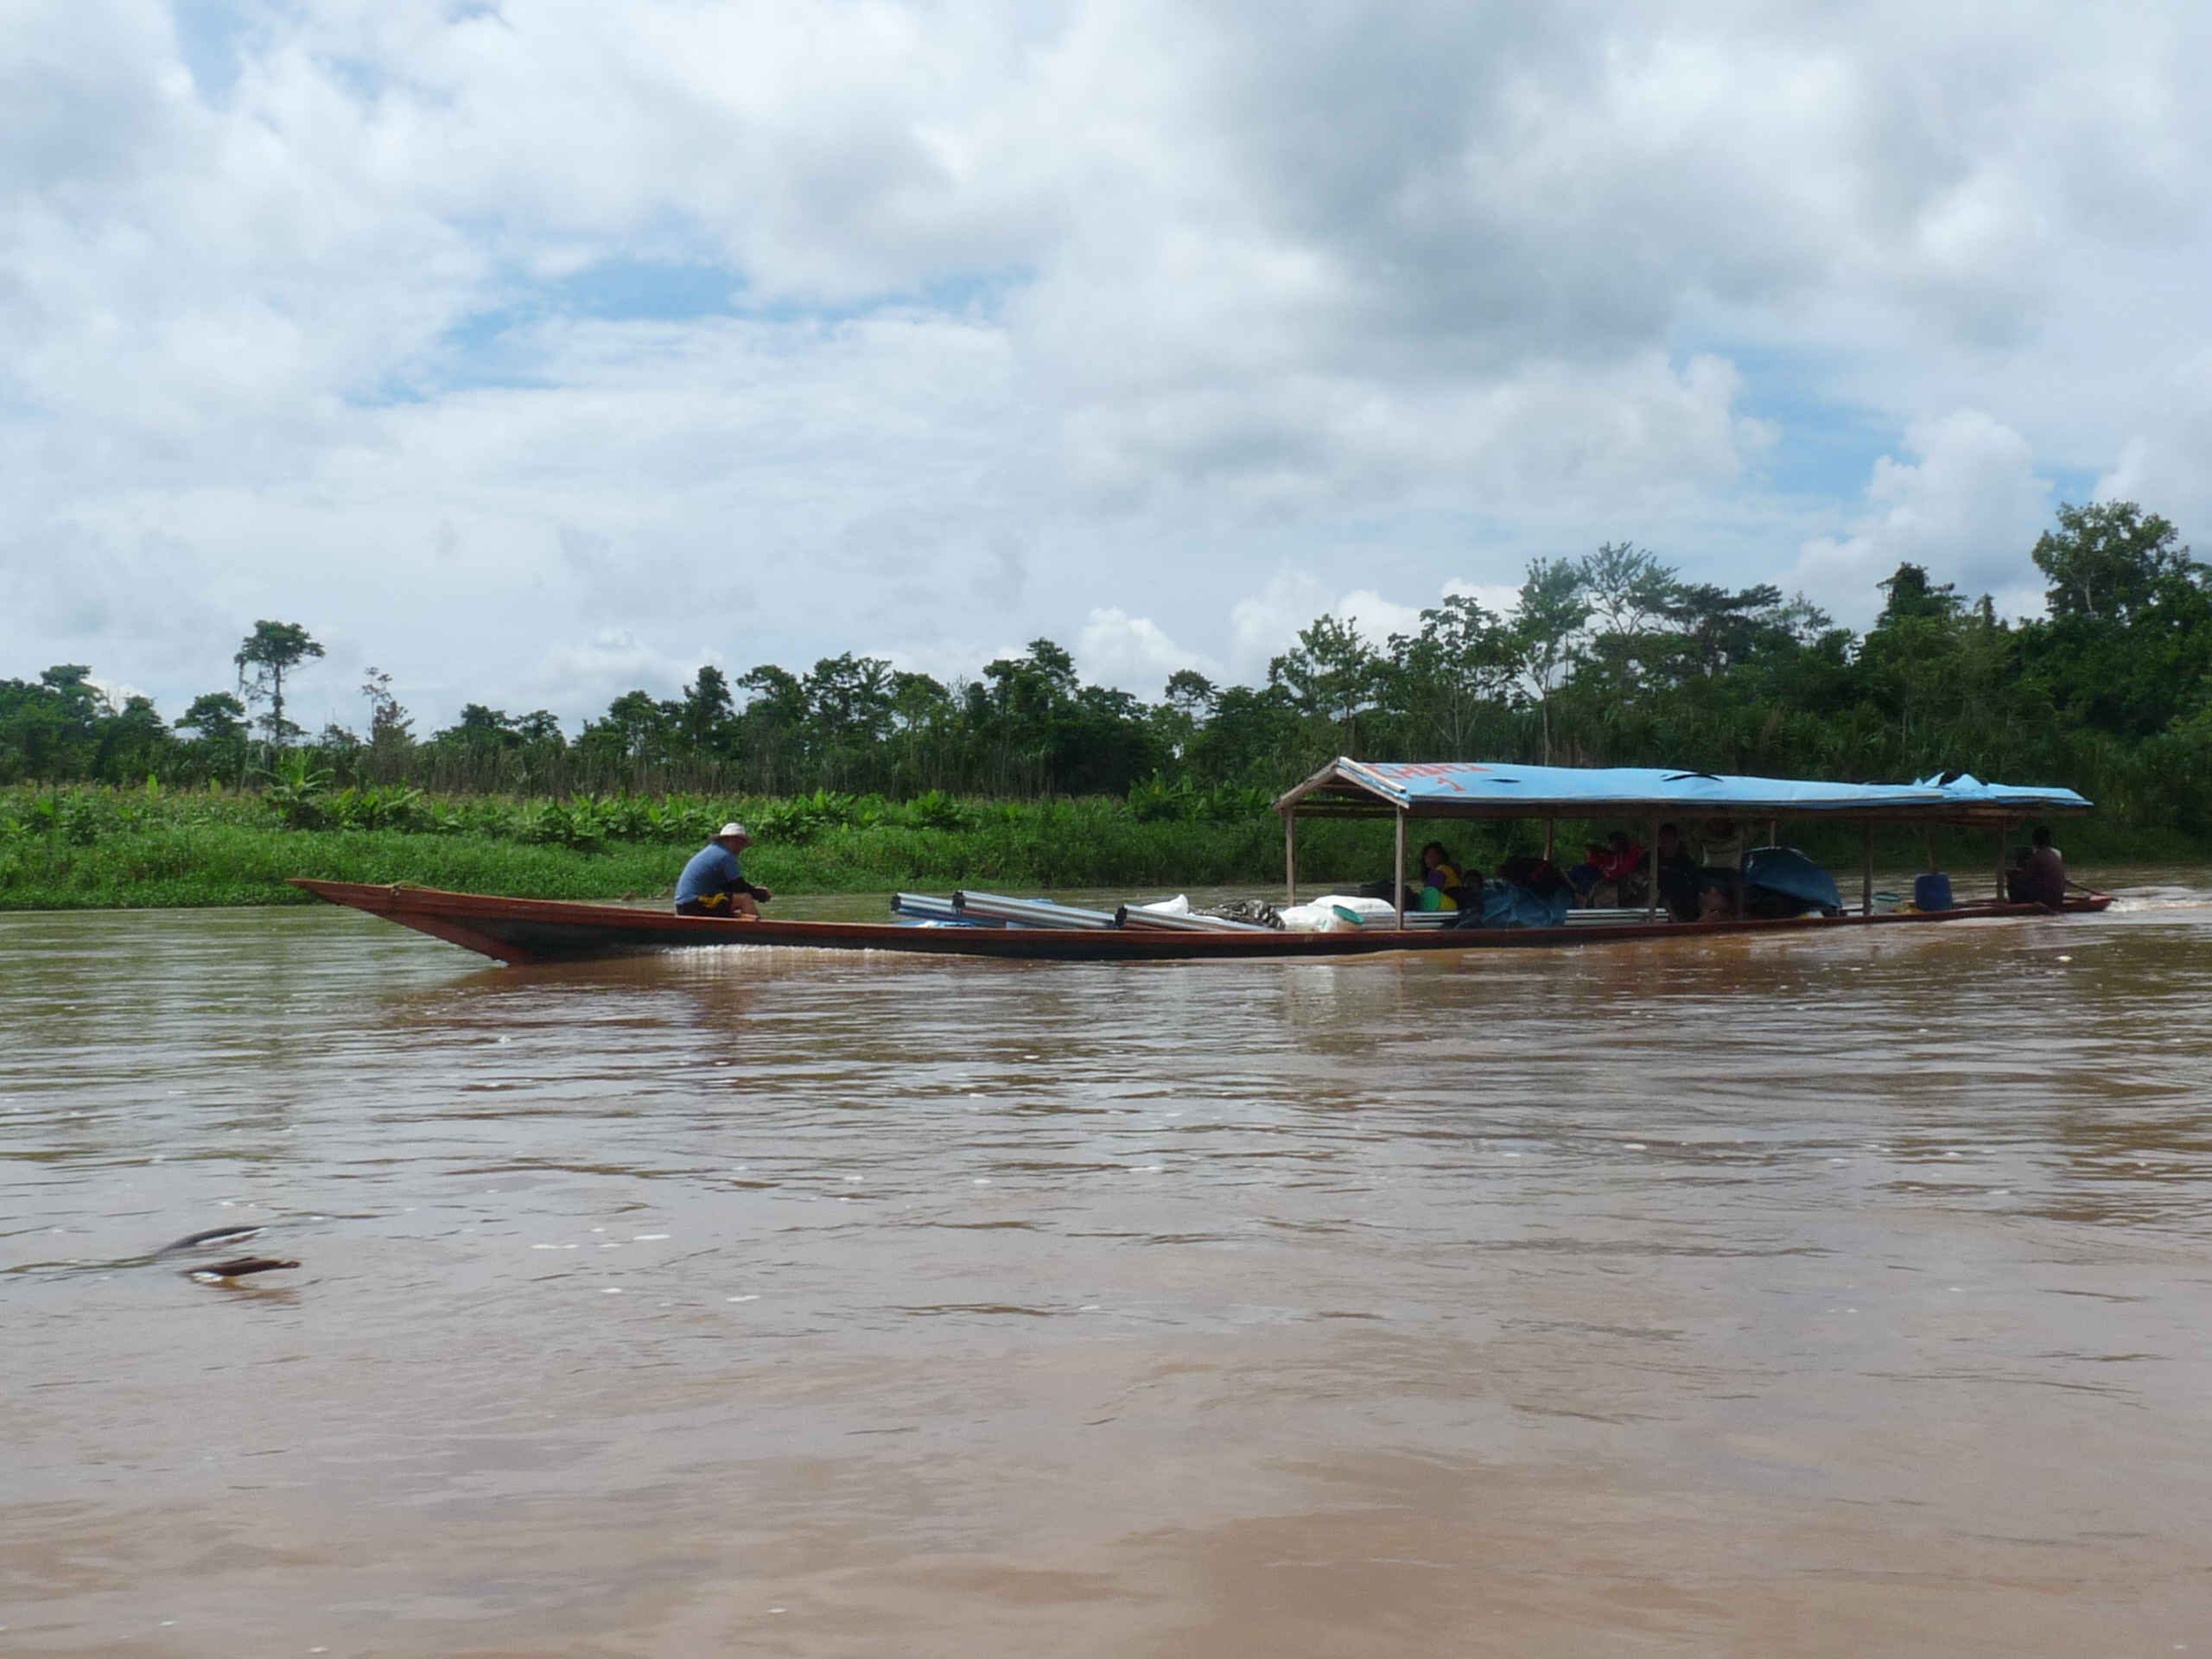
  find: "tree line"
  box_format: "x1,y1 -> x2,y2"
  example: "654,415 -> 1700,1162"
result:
7,500 -> 2212,835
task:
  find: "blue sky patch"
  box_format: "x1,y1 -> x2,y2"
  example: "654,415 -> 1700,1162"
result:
1704,340 -> 1902,505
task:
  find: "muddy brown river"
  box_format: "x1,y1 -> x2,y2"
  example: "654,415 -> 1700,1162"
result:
5,876 -> 2212,1656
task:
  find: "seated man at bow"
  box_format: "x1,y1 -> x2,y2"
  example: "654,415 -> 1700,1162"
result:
2006,825 -> 2068,908
675,822 -> 773,918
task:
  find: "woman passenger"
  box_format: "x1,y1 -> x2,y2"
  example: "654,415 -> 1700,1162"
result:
1417,841 -> 1461,911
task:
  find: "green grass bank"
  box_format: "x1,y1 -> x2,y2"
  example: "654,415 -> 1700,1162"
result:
0,785 -> 1382,910
1,784 -> 2195,912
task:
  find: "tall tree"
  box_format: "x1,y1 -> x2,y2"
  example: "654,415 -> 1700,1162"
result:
98,695 -> 171,780
2032,501 -> 2196,626
1875,563 -> 1962,624
677,665 -> 737,755
174,691 -> 248,785
1163,670 -> 1217,715
1385,594 -> 1517,758
888,670 -> 954,786
1270,615 -> 1382,755
1582,543 -> 1680,650
0,666 -> 105,780
2021,502 -> 2212,737
582,692 -> 673,766
179,691 -> 247,743
361,667 -> 412,749
438,704 -> 520,747
803,655 -> 896,748
967,641 -> 1084,791
233,621 -> 325,750
736,665 -> 810,792
1145,669 -> 1219,763
1856,565 -> 2027,772
1663,583 -> 1824,678
1511,559 -> 1590,764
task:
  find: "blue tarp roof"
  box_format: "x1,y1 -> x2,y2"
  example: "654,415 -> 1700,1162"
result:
1276,759 -> 2092,820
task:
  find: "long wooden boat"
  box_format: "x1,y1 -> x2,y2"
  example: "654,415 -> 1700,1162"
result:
289,879 -> 2112,966
290,757 -> 2109,965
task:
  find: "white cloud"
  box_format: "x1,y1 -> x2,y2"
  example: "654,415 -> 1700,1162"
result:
1442,579 -> 1524,619
85,675 -> 152,709
1333,590 -> 1423,649
1228,573 -> 1518,678
1228,569 -> 1332,677
3,0 -> 2212,723
533,630 -> 702,727
1075,608 -> 1222,699
2099,349 -> 2212,536
1043,348 -> 1764,517
1791,410 -> 2054,623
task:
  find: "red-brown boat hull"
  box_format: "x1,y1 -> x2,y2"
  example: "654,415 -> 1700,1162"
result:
288,879 -> 2114,966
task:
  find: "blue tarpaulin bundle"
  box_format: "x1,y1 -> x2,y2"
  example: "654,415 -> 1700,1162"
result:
1452,879 -> 1574,929
1742,847 -> 1842,915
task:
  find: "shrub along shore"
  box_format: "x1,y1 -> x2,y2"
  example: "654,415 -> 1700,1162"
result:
0,782 -> 2184,912
0,784 -> 1353,911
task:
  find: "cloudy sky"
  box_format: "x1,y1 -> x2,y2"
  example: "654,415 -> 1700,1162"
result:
6,0 -> 2212,732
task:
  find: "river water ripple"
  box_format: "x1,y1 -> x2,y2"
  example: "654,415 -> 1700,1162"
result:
5,875 -> 2212,1656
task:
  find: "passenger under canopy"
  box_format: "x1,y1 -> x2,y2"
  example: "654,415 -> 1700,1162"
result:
1272,757 -> 2094,928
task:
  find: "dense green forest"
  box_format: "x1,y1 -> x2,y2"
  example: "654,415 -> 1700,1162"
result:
7,500 -> 2212,838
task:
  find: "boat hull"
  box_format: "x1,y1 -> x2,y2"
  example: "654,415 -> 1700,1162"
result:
289,880 -> 2115,966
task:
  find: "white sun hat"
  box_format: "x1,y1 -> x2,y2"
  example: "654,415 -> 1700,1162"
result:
717,822 -> 752,840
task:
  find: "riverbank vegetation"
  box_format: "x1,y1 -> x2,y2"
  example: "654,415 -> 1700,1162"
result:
0,785 -> 1376,910
5,499 -> 2210,908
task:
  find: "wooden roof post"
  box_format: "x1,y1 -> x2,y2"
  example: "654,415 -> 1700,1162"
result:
1284,809 -> 1298,906
1394,808 -> 1407,931
1646,816 -> 1659,923
1863,820 -> 1875,918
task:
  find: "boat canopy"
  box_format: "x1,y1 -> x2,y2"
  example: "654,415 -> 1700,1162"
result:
1274,758 -> 2092,826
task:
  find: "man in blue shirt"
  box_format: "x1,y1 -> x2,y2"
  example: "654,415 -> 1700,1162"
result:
674,823 -> 772,918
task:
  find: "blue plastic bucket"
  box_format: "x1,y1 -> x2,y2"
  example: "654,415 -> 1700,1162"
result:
1913,872 -> 1955,912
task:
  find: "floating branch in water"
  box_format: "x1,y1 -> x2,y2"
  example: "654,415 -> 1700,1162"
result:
183,1256 -> 299,1283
